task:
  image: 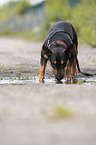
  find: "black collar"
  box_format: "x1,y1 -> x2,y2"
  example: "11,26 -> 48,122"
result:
47,31 -> 73,49
47,31 -> 73,48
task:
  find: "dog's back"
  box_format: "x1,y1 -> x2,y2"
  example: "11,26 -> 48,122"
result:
44,21 -> 78,49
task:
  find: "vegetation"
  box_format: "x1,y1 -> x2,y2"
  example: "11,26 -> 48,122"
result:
71,0 -> 96,46
53,105 -> 72,119
0,0 -> 31,20
0,0 -> 96,46
44,0 -> 96,46
0,0 -> 42,41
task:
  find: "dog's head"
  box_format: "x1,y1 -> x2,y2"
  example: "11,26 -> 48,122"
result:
43,42 -> 73,81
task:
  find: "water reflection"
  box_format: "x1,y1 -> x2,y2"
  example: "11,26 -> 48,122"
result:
65,79 -> 78,84
0,76 -> 96,85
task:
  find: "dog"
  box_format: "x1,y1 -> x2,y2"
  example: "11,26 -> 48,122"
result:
38,21 -> 78,82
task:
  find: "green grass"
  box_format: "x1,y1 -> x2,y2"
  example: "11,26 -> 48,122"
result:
77,79 -> 86,84
0,29 -> 43,41
0,0 -> 96,46
92,59 -> 96,64
53,105 -> 72,119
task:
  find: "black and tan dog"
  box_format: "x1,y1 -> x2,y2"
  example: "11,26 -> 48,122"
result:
38,21 -> 78,81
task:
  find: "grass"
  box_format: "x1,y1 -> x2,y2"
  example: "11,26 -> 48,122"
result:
0,0 -> 95,46
84,81 -> 95,84
0,28 -> 43,41
77,79 -> 86,85
53,105 -> 72,119
0,74 -> 37,81
92,59 -> 96,64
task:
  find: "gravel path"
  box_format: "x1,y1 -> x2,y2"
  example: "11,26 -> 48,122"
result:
0,37 -> 96,145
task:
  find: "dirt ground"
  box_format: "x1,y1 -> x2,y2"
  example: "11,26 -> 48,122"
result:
0,37 -> 96,145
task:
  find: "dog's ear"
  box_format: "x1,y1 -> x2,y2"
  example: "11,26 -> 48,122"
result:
66,44 -> 74,58
69,44 -> 73,51
43,45 -> 52,55
64,44 -> 73,53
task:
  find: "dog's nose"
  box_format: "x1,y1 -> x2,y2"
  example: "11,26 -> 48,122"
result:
56,75 -> 63,81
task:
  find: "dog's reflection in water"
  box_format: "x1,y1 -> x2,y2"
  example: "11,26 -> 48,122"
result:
65,78 -> 78,84
37,78 -> 78,84
56,78 -> 78,84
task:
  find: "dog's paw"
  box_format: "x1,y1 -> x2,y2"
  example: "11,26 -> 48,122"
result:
72,69 -> 78,75
65,74 -> 72,80
37,76 -> 45,83
72,65 -> 78,75
38,75 -> 44,80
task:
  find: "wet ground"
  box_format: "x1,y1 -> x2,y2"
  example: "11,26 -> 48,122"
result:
0,37 -> 96,145
0,75 -> 96,85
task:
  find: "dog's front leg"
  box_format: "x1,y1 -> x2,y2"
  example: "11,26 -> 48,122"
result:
72,58 -> 78,75
38,56 -> 47,80
72,44 -> 78,75
65,60 -> 72,80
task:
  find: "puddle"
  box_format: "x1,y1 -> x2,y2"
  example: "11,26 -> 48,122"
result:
0,75 -> 96,85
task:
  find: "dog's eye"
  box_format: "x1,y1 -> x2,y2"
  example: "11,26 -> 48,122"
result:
54,61 -> 56,64
61,61 -> 64,64
52,61 -> 56,64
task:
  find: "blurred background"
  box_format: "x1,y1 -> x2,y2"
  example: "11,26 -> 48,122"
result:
0,0 -> 96,46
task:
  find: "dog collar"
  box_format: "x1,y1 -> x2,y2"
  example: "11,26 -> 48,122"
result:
47,31 -> 73,49
48,40 -> 67,49
57,40 -> 67,48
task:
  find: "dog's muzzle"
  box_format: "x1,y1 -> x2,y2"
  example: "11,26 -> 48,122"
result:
55,69 -> 64,81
